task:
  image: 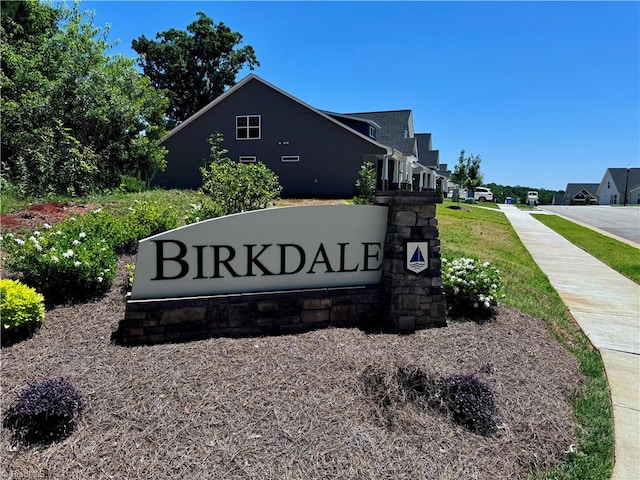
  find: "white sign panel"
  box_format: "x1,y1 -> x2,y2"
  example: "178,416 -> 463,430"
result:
131,205 -> 389,300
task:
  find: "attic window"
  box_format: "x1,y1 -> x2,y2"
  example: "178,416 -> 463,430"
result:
281,155 -> 300,163
239,156 -> 257,163
369,126 -> 376,139
236,115 -> 261,139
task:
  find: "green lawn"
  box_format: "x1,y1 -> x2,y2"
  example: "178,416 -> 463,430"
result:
442,197 -> 500,209
437,202 -> 613,480
532,213 -> 640,284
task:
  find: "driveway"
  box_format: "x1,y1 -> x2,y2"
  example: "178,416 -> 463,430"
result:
539,205 -> 640,246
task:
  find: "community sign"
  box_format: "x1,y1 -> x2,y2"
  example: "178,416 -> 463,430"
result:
130,205 -> 389,300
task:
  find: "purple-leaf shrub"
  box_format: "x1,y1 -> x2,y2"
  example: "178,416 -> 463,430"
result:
3,377 -> 86,445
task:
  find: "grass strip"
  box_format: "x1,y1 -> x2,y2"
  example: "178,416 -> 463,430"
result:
437,203 -> 613,480
532,213 -> 640,284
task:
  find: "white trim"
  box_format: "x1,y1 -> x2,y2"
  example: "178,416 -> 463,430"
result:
236,115 -> 261,140
239,156 -> 257,163
281,155 -> 300,163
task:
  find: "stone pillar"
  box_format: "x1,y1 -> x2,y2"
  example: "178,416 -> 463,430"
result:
374,191 -> 446,331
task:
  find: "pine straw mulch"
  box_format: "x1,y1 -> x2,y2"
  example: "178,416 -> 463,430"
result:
1,255 -> 584,480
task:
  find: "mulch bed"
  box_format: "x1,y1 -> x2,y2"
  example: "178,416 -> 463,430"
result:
1,254 -> 583,479
0,202 -> 99,233
1,201 -> 584,479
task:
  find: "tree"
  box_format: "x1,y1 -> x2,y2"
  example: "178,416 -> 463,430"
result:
450,149 -> 484,193
484,183 -> 559,205
1,1 -> 168,196
132,12 -> 259,128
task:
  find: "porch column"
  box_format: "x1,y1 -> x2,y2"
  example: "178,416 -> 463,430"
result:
393,159 -> 400,184
381,156 -> 389,191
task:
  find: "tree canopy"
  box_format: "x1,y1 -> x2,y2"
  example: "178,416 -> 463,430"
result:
484,183 -> 559,205
132,12 -> 259,129
450,149 -> 484,191
1,0 -> 168,196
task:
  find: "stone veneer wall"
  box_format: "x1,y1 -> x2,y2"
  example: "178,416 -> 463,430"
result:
116,286 -> 381,346
374,191 -> 446,331
117,191 -> 445,345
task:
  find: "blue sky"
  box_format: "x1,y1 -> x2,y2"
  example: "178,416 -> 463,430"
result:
82,1 -> 639,191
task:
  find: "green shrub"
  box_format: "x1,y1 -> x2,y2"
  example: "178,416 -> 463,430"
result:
200,133 -> 282,215
2,223 -> 116,302
441,257 -> 503,317
113,201 -> 180,253
68,202 -> 179,254
0,279 -> 45,332
353,161 -> 377,205
1,200 -> 180,302
201,159 -> 282,215
119,174 -> 146,193
124,263 -> 135,292
3,377 -> 85,445
184,197 -> 222,224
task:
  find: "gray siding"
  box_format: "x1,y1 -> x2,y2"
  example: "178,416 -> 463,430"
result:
156,79 -> 387,197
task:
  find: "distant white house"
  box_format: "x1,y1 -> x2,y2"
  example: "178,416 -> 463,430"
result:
596,167 -> 640,205
629,185 -> 640,205
555,167 -> 640,205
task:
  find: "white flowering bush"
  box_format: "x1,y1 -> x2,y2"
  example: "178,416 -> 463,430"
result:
69,202 -> 179,254
184,198 -> 222,225
1,222 -> 116,302
1,201 -> 182,302
442,257 -> 503,316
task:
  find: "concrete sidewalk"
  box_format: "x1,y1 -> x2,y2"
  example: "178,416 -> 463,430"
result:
498,204 -> 639,479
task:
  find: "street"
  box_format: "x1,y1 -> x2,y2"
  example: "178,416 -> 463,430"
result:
539,205 -> 640,246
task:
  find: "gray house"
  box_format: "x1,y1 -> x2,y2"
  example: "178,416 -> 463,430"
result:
596,167 -> 640,205
554,183 -> 600,205
437,163 -> 452,195
155,74 -> 441,197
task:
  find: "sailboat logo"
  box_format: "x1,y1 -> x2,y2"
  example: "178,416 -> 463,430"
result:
406,241 -> 429,273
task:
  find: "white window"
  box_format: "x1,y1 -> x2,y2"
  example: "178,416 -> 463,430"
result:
369,125 -> 376,138
281,155 -> 300,163
236,115 -> 261,139
239,156 -> 256,163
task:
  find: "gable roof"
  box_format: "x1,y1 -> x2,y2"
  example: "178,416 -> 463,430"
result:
604,167 -> 640,191
341,110 -> 416,156
565,183 -> 599,198
415,133 -> 439,168
320,110 -> 381,129
161,74 -> 392,154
